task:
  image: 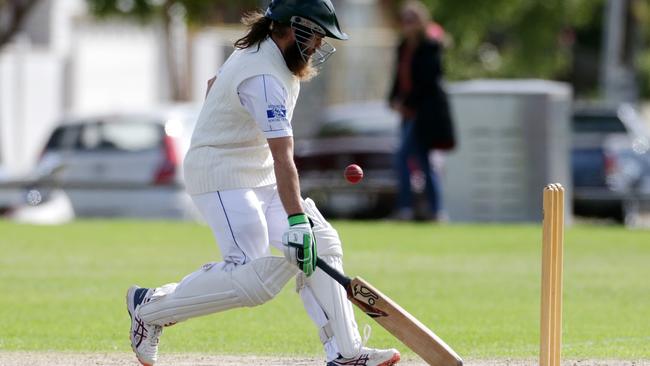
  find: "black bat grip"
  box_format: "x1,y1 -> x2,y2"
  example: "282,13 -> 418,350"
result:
316,257 -> 351,288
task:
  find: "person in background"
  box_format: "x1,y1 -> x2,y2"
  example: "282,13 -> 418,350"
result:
388,0 -> 455,221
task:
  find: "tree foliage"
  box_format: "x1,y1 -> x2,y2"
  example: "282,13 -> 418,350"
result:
634,0 -> 650,98
86,0 -> 650,98
86,0 -> 261,26
415,0 -> 603,80
383,0 -> 650,98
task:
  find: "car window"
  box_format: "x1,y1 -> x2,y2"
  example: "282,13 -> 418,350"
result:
76,120 -> 162,152
99,121 -> 162,152
572,115 -> 627,133
44,125 -> 83,151
319,115 -> 398,137
45,127 -> 66,150
79,123 -> 102,150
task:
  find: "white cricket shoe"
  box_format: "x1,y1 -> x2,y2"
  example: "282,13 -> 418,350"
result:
327,325 -> 400,366
326,347 -> 401,366
126,285 -> 162,366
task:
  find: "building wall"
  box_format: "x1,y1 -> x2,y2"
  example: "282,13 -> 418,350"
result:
0,45 -> 63,175
69,20 -> 162,114
0,0 -> 85,175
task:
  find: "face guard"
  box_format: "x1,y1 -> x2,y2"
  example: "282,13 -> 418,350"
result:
290,16 -> 336,66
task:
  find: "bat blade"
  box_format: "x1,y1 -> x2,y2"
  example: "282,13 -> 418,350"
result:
315,258 -> 462,366
348,276 -> 463,366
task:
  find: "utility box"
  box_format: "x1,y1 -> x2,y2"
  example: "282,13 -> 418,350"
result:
442,79 -> 573,222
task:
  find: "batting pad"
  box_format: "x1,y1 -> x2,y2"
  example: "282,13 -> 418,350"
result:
301,255 -> 362,359
301,199 -> 362,359
304,198 -> 343,257
138,256 -> 297,326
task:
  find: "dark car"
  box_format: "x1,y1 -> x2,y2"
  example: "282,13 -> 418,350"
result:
571,103 -> 650,222
295,101 -> 401,218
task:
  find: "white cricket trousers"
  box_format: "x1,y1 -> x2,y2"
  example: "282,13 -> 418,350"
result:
192,185 -> 288,266
189,184 -> 360,360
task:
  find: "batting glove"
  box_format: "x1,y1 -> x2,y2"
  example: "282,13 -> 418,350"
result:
282,213 -> 317,277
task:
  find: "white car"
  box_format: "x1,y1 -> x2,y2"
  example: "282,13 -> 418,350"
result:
0,165 -> 25,216
27,104 -> 201,219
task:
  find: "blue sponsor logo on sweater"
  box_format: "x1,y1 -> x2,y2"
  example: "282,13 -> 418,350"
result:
266,105 -> 287,121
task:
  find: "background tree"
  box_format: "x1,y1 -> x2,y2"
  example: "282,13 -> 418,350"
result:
382,0 -> 650,99
86,0 -> 649,100
0,0 -> 41,50
85,0 -> 260,101
630,0 -> 650,98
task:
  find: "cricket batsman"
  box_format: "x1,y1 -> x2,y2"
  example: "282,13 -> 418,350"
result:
125,1 -> 401,365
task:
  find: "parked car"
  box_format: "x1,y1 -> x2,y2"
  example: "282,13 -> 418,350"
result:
23,104 -> 201,219
571,103 -> 650,222
295,101 -> 433,218
0,165 -> 24,216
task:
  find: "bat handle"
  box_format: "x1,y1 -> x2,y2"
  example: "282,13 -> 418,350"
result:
316,257 -> 351,288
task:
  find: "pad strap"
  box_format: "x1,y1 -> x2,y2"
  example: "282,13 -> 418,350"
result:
319,322 -> 334,344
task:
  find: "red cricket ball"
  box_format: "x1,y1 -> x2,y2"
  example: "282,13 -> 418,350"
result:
344,164 -> 364,184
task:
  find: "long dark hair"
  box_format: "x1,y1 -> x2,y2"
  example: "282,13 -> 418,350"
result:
234,11 -> 290,50
234,10 -> 317,80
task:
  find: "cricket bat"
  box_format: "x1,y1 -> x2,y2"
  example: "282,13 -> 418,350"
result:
316,258 -> 463,366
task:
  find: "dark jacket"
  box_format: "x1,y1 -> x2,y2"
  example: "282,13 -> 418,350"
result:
389,37 -> 455,150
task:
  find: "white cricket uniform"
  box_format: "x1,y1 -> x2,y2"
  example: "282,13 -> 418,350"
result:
190,75 -> 294,266
239,74 -> 294,139
137,38 -> 362,362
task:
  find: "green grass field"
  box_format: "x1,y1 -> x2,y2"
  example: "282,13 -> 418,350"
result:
0,220 -> 648,359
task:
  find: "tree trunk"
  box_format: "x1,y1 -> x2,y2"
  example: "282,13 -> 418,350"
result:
162,0 -> 190,101
0,0 -> 41,50
601,0 -> 640,103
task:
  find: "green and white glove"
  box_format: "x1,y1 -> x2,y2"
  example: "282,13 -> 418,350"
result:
282,213 -> 317,277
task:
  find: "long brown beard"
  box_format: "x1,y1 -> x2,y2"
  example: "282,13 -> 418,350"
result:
283,41 -> 318,81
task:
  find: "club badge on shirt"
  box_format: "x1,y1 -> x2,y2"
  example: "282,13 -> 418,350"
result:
266,104 -> 288,122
